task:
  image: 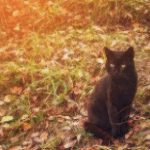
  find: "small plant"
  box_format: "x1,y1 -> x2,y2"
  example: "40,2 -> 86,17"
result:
41,137 -> 61,150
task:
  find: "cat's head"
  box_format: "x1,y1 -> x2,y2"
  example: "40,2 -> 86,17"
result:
104,47 -> 135,79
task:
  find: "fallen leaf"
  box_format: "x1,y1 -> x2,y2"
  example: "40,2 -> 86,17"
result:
0,101 -> 5,106
0,108 -> 6,117
0,145 -> 3,150
13,24 -> 20,31
12,10 -> 20,17
145,134 -> 150,141
22,122 -> 32,131
10,136 -> 19,143
10,86 -> 23,95
63,140 -> 77,149
96,58 -> 104,64
2,123 -> 10,129
77,134 -> 82,142
125,130 -> 133,139
40,132 -> 48,142
0,128 -> 4,137
33,137 -> 42,143
1,115 -> 14,123
22,140 -> 32,146
21,114 -> 29,120
9,146 -> 22,150
31,132 -> 39,138
4,95 -> 12,103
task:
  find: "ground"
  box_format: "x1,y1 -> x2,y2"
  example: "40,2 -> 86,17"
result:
0,1 -> 150,150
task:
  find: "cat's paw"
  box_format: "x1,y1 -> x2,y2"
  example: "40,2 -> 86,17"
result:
112,124 -> 129,138
112,130 -> 124,138
120,123 -> 129,135
112,127 -> 120,138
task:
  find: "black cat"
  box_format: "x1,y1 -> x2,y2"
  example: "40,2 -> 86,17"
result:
84,47 -> 137,141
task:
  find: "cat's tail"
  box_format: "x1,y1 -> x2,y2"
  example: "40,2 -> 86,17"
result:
84,121 -> 113,145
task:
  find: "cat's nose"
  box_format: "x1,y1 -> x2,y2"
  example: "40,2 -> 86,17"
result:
115,70 -> 119,74
116,71 -> 122,76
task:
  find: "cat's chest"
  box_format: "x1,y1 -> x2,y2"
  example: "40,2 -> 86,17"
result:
111,83 -> 135,106
117,84 -> 130,94
112,81 -> 132,93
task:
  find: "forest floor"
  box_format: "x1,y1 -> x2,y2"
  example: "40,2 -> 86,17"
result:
0,1 -> 150,150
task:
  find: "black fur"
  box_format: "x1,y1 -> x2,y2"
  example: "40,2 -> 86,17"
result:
85,47 -> 137,140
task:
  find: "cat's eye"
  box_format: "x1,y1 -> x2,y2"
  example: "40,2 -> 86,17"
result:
121,64 -> 126,69
110,64 -> 115,68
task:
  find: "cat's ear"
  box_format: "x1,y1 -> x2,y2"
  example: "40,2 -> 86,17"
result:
125,47 -> 134,59
104,47 -> 113,59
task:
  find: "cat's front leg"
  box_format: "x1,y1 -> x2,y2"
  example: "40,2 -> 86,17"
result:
106,92 -> 120,137
106,100 -> 120,138
121,122 -> 129,136
119,106 -> 131,135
